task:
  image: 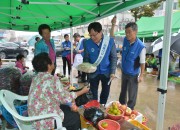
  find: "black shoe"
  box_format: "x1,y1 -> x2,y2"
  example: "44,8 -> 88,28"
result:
76,75 -> 81,78
78,79 -> 86,83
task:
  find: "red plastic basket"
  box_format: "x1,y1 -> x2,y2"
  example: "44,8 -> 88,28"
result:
98,119 -> 120,130
106,107 -> 124,120
84,100 -> 100,109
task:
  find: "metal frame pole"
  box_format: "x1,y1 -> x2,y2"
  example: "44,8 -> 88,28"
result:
70,27 -> 73,85
156,0 -> 174,130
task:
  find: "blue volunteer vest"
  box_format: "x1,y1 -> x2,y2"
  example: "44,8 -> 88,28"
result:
85,37 -> 114,74
61,41 -> 71,57
122,37 -> 145,76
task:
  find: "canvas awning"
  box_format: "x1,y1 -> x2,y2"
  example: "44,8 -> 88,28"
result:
116,11 -> 180,38
0,0 -> 159,32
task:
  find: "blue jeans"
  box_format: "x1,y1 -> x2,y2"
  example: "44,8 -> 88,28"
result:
89,74 -> 111,104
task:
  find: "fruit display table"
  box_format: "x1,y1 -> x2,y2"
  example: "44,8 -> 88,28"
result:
78,105 -> 140,130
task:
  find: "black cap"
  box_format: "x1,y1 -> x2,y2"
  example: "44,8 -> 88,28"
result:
73,33 -> 80,38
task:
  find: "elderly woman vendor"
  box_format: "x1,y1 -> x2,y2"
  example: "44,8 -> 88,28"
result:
28,53 -> 89,130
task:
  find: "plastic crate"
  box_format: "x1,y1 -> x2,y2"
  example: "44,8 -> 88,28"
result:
0,104 -> 28,128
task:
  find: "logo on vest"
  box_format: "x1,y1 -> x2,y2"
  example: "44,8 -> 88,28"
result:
131,52 -> 135,54
91,48 -> 95,52
124,47 -> 126,51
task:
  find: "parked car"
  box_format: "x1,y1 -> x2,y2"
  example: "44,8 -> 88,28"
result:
0,42 -> 29,59
14,42 -> 29,48
55,44 -> 62,57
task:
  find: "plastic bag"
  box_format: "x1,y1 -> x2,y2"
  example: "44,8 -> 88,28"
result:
75,90 -> 93,107
20,71 -> 36,95
73,54 -> 83,68
83,107 -> 104,126
0,67 -> 21,94
77,62 -> 97,73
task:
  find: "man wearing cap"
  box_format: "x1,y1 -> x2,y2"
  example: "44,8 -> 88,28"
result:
83,22 -> 117,104
73,33 -> 88,84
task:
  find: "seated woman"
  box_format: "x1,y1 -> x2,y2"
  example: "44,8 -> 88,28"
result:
146,53 -> 158,70
28,53 -> 89,130
15,54 -> 29,74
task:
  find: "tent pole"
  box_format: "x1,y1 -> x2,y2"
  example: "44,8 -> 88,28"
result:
156,0 -> 173,130
70,27 -> 73,86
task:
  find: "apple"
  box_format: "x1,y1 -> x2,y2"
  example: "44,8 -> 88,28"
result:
125,107 -> 132,116
120,105 -> 127,111
101,122 -> 108,128
132,110 -> 138,116
130,114 -> 136,120
142,116 -> 147,122
124,116 -> 129,120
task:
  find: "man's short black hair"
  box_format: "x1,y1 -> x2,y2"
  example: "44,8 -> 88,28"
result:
73,33 -> 80,38
16,54 -> 25,61
35,37 -> 40,41
64,34 -> 69,38
38,24 -> 51,36
125,22 -> 138,31
32,53 -> 52,72
146,53 -> 150,56
88,22 -> 102,33
150,53 -> 154,57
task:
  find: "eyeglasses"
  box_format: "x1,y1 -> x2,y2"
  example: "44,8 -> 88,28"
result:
89,32 -> 99,38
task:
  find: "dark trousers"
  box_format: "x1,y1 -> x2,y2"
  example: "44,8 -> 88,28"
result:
119,73 -> 138,110
89,74 -> 110,104
58,104 -> 81,130
62,57 -> 71,76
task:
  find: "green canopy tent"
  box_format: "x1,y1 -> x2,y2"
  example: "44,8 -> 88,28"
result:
115,11 -> 180,38
0,0 -> 161,32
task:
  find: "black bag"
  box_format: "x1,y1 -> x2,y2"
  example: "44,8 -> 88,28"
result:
83,107 -> 104,126
75,90 -> 93,107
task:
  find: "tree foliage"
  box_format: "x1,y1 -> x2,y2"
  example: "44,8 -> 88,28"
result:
130,0 -> 164,22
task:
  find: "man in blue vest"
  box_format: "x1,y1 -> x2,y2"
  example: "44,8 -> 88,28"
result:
73,33 -> 88,84
61,34 -> 71,77
84,22 -> 117,104
119,22 -> 146,110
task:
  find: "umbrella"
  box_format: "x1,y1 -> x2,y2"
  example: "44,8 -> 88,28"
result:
171,39 -> 180,55
151,33 -> 180,54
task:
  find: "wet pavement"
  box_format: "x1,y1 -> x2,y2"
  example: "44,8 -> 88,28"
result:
22,50 -> 180,129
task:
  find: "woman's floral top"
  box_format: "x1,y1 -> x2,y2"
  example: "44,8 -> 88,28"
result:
28,72 -> 76,130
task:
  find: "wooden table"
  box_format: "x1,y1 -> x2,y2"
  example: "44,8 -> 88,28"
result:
78,106 -> 140,130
